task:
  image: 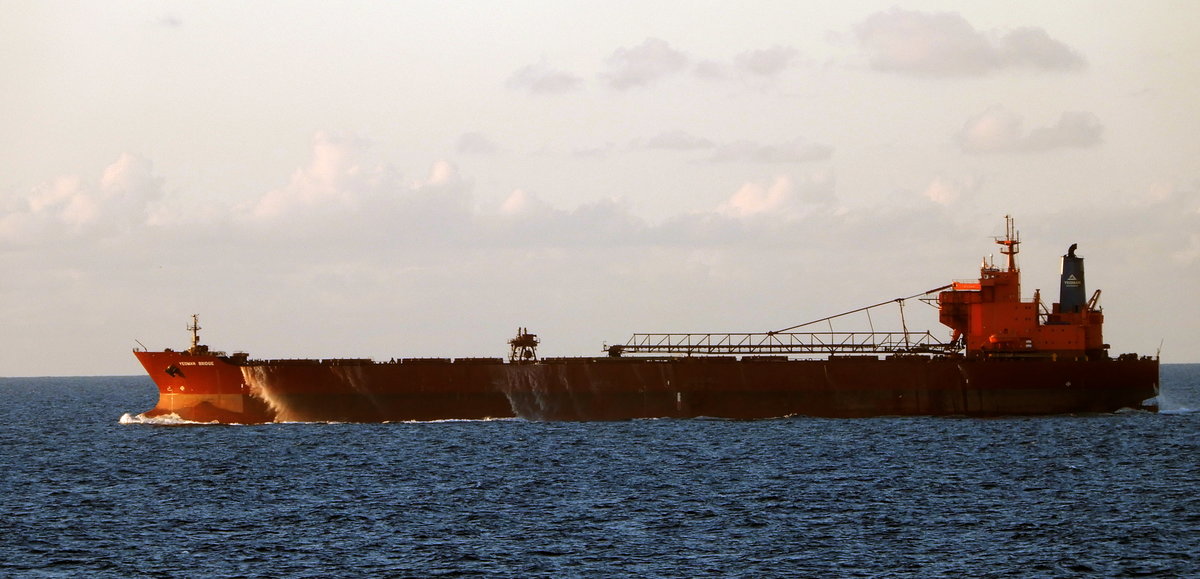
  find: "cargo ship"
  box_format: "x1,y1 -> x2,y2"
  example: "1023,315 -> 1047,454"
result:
132,217 -> 1159,423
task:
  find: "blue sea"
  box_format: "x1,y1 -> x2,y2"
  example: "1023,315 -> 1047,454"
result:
2,366 -> 1197,577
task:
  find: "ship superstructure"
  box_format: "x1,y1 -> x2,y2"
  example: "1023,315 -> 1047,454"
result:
937,216 -> 1107,358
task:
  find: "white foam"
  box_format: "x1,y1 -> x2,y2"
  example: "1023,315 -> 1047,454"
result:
118,412 -> 218,426
1149,392 -> 1196,415
392,417 -> 520,424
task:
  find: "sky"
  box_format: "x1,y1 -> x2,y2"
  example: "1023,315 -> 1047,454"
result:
2,1 -> 1198,376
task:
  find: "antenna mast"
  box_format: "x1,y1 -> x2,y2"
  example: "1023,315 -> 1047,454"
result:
188,314 -> 201,351
997,215 -> 1020,271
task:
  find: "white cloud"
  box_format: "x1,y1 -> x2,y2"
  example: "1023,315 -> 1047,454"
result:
717,172 -> 835,218
398,161 -> 476,237
733,46 -> 799,77
491,193 -> 651,248
693,59 -> 729,80
0,153 -> 163,244
720,176 -> 795,217
602,38 -> 689,89
249,132 -> 399,220
1130,183 -> 1200,265
997,27 -> 1087,71
571,143 -> 616,159
922,178 -> 959,205
1021,112 -> 1104,150
957,106 -> 1023,152
693,45 -> 800,81
499,189 -> 550,217
1174,232 -> 1200,265
27,176 -> 81,214
514,42 -> 798,93
856,8 -> 1084,77
922,175 -> 981,205
957,106 -> 1103,154
507,62 -> 583,94
456,132 -> 500,155
231,135 -> 482,254
417,160 -> 461,189
710,139 -> 834,164
79,153 -> 162,231
642,130 -> 714,151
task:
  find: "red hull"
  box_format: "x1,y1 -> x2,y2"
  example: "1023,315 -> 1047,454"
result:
132,218 -> 1159,424
133,351 -> 1159,423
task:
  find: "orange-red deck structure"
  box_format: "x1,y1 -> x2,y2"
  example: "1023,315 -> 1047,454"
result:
938,216 -> 1106,359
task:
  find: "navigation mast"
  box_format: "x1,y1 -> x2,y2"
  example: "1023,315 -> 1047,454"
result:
187,314 -> 207,355
997,214 -> 1020,272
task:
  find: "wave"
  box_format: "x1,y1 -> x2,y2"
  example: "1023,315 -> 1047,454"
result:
1150,392 -> 1197,415
389,417 -> 521,424
117,413 -> 525,426
255,416 -> 522,425
118,412 -> 223,426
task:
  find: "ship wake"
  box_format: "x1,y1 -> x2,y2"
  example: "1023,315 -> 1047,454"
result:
118,412 -> 222,426
1152,391 -> 1196,415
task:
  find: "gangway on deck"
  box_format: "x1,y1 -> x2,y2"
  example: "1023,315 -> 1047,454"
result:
605,285 -> 961,357
609,330 -> 953,356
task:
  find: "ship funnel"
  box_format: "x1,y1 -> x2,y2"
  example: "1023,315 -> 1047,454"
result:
1060,244 -> 1086,313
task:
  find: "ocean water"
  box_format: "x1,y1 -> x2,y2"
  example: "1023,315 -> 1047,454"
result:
1,366 -> 1197,578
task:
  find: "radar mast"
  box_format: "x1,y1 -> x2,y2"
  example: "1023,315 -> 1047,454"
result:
997,214 -> 1020,272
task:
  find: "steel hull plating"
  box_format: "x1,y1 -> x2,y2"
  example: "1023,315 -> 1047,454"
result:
134,351 -> 1159,423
